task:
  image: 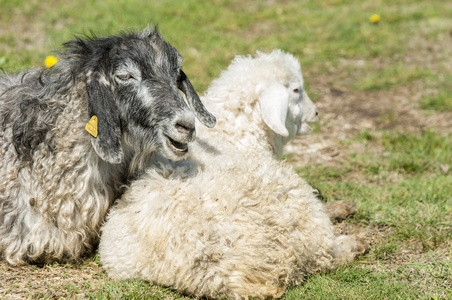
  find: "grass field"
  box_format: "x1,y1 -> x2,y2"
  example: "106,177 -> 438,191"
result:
0,0 -> 451,299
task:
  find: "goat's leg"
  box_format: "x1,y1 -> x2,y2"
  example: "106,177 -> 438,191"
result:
332,235 -> 369,267
324,201 -> 369,266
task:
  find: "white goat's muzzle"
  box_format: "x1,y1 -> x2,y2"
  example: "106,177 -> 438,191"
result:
298,90 -> 319,136
298,122 -> 313,136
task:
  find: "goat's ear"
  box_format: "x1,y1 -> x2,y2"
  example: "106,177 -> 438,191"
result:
177,70 -> 216,128
257,81 -> 289,137
86,71 -> 124,164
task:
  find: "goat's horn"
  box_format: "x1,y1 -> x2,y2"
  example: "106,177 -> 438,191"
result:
177,70 -> 216,128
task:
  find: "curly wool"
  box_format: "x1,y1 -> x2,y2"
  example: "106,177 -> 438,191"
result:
0,78 -> 126,264
99,50 -> 363,299
101,150 -> 338,299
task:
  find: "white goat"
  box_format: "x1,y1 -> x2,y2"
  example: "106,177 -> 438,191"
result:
0,26 -> 215,265
99,50 -> 367,299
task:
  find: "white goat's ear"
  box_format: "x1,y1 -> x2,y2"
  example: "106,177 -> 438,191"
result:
257,82 -> 289,137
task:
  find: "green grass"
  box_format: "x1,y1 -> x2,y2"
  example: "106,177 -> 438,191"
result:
286,255 -> 452,300
87,279 -> 189,300
354,65 -> 431,91
299,130 -> 452,245
295,130 -> 451,298
1,0 -> 451,299
1,0 -> 451,91
421,76 -> 452,112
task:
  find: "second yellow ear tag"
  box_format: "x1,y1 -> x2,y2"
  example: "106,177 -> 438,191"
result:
85,115 -> 98,138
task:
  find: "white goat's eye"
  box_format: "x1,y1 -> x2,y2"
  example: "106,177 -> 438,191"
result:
293,88 -> 300,93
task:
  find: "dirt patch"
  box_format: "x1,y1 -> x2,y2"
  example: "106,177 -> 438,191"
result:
286,28 -> 452,167
0,259 -> 104,299
0,7 -> 47,54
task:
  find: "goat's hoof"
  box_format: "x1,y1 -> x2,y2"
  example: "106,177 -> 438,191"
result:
355,236 -> 370,255
324,200 -> 356,223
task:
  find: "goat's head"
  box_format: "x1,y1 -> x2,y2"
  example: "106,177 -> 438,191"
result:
255,50 -> 319,143
63,26 -> 216,164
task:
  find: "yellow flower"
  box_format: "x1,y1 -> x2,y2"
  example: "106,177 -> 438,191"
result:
370,14 -> 380,24
44,56 -> 58,68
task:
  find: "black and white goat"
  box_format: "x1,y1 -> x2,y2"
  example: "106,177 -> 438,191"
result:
0,26 -> 215,265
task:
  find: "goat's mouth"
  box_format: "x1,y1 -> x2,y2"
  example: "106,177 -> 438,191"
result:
166,136 -> 189,155
297,122 -> 314,136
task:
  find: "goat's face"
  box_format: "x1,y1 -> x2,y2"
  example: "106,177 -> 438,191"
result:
291,80 -> 319,137
257,72 -> 318,141
110,39 -> 200,162
254,50 -> 319,144
76,28 -> 216,164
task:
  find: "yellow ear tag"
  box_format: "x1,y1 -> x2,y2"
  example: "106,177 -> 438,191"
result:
85,115 -> 98,138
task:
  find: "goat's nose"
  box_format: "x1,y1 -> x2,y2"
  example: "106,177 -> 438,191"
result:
313,109 -> 319,123
175,120 -> 196,141
176,121 -> 195,134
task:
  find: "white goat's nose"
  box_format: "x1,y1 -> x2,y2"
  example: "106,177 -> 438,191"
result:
309,109 -> 319,124
302,90 -> 319,124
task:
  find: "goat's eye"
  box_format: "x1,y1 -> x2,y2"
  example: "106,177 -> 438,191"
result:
115,74 -> 134,82
293,88 -> 300,93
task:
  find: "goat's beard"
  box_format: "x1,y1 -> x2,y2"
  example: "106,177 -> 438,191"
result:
126,139 -> 188,177
128,154 -> 150,178
121,133 -> 157,176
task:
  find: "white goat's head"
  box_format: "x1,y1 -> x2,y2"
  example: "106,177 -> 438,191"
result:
254,50 -> 319,141
62,26 -> 216,164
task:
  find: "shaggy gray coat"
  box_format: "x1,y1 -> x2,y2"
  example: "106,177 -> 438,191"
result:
0,26 -> 215,265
